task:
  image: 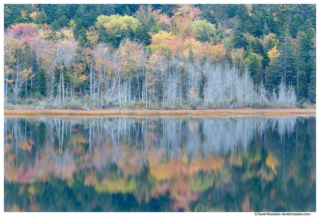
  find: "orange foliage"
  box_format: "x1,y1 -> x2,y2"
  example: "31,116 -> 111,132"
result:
84,171 -> 98,186
241,193 -> 253,211
4,144 -> 12,154
19,140 -> 32,152
5,134 -> 13,141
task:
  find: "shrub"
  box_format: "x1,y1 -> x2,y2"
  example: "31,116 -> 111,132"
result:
189,101 -> 197,110
58,100 -> 82,110
24,98 -> 40,105
28,92 -> 45,100
134,101 -> 146,109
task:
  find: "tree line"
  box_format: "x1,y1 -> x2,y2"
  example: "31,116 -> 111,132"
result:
4,4 -> 316,109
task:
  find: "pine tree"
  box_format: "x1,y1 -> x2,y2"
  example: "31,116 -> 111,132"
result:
232,22 -> 249,49
58,15 -> 69,28
51,20 -> 60,30
307,63 -> 316,103
124,6 -> 132,16
278,28 -> 294,86
46,31 -> 58,41
262,51 -> 270,69
37,69 -> 47,97
135,24 -> 152,46
101,4 -> 115,16
263,22 -> 270,35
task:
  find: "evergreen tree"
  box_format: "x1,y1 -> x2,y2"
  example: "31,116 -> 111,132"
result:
278,28 -> 294,86
262,51 -> 270,69
236,4 -> 252,34
37,69 -> 47,97
100,4 -> 115,16
232,22 -> 249,49
135,24 -> 152,46
247,53 -> 263,85
51,20 -> 60,31
58,15 -> 69,28
250,38 -> 264,55
36,10 -> 48,24
66,4 -> 78,19
307,64 -> 316,103
46,31 -> 58,41
124,6 -> 132,16
263,22 -> 270,35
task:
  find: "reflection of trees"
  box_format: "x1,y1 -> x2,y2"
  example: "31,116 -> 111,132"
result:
4,117 -> 316,212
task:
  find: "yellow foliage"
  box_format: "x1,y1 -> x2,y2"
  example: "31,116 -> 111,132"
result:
189,86 -> 198,99
188,122 -> 198,134
201,42 -> 226,61
67,178 -> 74,188
268,46 -> 281,63
69,19 -> 76,28
19,68 -> 33,79
183,38 -> 202,57
260,169 -> 275,181
246,4 -> 253,16
30,11 -> 37,21
57,28 -> 74,40
266,153 -> 280,174
151,30 -> 175,44
95,177 -> 136,194
229,154 -> 243,168
149,163 -> 178,181
21,10 -> 29,21
8,204 -> 20,212
204,155 -> 224,173
28,186 -> 35,195
19,186 -> 25,195
86,26 -> 99,45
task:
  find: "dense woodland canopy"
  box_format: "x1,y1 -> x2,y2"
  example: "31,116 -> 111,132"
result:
4,4 -> 316,109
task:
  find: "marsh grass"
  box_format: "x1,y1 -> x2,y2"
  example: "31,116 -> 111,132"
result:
4,108 -> 316,119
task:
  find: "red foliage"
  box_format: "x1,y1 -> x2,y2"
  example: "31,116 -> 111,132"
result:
7,23 -> 38,39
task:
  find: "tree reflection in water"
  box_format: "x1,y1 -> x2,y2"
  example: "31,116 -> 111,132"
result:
4,117 -> 316,212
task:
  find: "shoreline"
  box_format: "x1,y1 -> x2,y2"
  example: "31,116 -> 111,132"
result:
4,109 -> 316,118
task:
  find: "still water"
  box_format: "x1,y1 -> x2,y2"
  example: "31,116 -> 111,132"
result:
4,116 -> 316,212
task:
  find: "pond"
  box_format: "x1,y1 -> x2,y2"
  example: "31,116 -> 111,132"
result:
4,116 -> 316,212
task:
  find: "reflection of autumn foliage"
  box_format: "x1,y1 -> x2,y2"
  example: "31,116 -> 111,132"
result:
18,140 -> 34,152
7,204 -> 21,212
4,117 -> 314,212
266,154 -> 280,174
5,134 -> 13,141
4,144 -> 12,154
147,153 -> 224,211
95,177 -> 136,194
54,149 -> 76,180
188,122 -> 197,134
241,193 -> 253,212
84,171 -> 98,186
229,154 -> 243,167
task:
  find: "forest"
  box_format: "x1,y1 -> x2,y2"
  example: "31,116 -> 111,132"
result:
4,4 -> 316,110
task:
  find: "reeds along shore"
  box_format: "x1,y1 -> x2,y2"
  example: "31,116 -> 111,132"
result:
4,109 -> 316,118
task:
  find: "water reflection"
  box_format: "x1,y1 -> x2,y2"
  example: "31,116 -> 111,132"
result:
4,117 -> 316,212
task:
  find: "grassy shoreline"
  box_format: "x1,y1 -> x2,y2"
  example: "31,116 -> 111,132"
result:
4,108 -> 316,118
